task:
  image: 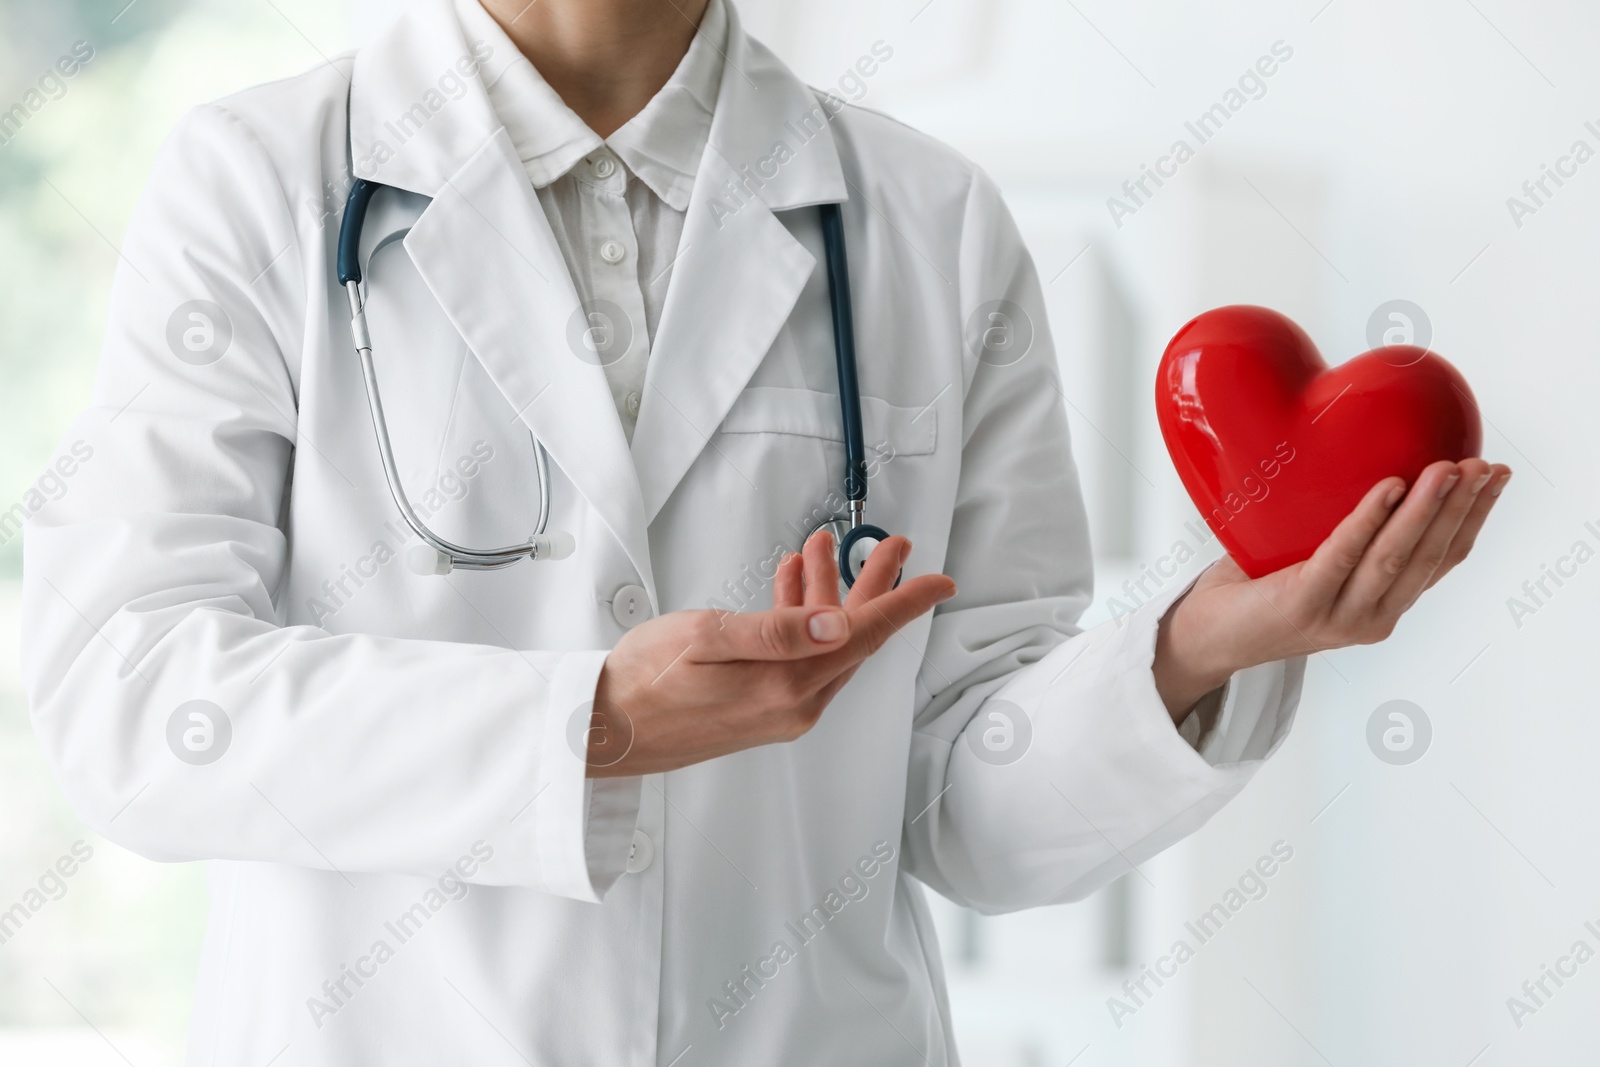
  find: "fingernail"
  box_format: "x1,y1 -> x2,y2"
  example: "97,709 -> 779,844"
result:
1384,484 -> 1405,508
808,610 -> 846,642
1490,472 -> 1512,497
938,583 -> 958,603
1470,472 -> 1491,495
900,539 -> 913,564
1437,473 -> 1459,499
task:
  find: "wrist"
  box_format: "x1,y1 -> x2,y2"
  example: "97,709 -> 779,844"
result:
585,665 -> 637,777
1152,593 -> 1236,721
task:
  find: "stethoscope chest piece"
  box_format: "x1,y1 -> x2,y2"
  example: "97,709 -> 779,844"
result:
839,522 -> 895,589
807,514 -> 899,590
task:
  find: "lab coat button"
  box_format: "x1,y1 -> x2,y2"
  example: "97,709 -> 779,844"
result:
592,155 -> 616,179
612,585 -> 651,628
624,391 -> 641,419
626,830 -> 654,874
600,239 -> 626,264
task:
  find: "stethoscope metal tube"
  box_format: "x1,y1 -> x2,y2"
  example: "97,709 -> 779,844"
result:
338,179 -> 570,575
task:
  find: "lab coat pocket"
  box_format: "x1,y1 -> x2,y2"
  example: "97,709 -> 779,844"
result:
718,385 -> 937,541
720,386 -> 937,456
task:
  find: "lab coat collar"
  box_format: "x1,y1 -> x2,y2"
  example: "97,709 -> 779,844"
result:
694,0 -> 849,214
349,0 -> 508,196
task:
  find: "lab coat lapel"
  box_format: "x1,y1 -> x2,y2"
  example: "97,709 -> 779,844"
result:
628,155 -> 815,524
349,0 -> 653,589
629,8 -> 849,524
403,132 -> 655,594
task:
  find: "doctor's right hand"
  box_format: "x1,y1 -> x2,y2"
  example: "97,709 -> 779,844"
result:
585,530 -> 956,777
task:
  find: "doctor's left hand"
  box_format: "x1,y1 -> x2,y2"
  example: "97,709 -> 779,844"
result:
1153,458 -> 1511,719
585,531 -> 956,777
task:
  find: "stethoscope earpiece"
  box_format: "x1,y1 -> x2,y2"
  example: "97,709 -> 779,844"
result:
406,543 -> 454,576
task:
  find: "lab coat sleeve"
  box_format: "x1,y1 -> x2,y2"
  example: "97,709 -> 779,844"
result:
19,105 -> 638,904
901,169 -> 1306,914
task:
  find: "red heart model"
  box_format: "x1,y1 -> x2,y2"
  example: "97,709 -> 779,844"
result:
1156,305 -> 1482,579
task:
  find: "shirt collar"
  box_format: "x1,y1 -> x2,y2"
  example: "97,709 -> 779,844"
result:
452,0 -> 726,210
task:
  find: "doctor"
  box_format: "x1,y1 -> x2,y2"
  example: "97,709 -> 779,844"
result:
22,0 -> 1506,1062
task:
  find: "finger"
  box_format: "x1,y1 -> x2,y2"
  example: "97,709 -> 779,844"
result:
1336,460 -> 1460,613
773,552 -> 804,608
694,604 -> 851,663
805,573 -> 956,680
1295,476 -> 1408,604
844,535 -> 911,610
1376,458 -> 1491,614
802,528 -> 842,608
1424,464 -> 1511,592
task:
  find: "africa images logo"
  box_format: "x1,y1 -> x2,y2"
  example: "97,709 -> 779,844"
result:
707,841 -> 896,1030
1106,41 -> 1294,228
1106,841 -> 1294,1028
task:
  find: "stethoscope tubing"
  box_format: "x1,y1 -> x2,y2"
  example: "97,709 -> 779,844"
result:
818,202 -> 867,508
346,279 -> 553,570
818,202 -> 896,588
339,177 -> 891,583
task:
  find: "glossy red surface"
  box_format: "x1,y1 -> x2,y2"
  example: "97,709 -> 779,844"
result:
1155,305 -> 1483,578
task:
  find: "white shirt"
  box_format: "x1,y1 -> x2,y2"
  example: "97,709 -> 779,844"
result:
455,0 -> 726,442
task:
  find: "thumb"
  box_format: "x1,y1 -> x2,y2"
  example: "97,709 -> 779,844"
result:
696,605 -> 851,662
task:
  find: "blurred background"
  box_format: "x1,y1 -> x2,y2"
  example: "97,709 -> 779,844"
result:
2,0 -> 1596,1062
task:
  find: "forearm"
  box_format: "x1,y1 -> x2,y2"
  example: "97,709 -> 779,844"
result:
903,583 -> 1303,913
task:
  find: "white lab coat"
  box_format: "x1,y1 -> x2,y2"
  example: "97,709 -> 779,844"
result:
20,1 -> 1304,1063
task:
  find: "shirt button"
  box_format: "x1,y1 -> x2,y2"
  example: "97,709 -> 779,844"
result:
626,829 -> 654,874
600,239 -> 626,264
592,155 -> 616,179
624,391 -> 641,419
612,584 -> 651,628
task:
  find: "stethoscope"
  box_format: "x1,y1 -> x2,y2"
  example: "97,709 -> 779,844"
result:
338,179 -> 894,587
